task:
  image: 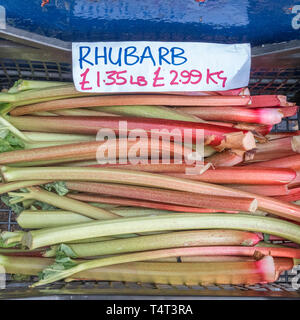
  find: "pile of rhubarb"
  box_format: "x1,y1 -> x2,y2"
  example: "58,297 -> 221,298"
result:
0,80 -> 299,288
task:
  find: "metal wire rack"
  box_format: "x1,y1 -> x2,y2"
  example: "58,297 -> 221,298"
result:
0,45 -> 300,299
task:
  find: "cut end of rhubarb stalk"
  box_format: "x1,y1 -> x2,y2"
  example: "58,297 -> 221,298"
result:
255,255 -> 276,283
215,131 -> 256,152
22,232 -> 33,250
292,136 -> 300,153
249,199 -> 258,213
278,95 -> 288,106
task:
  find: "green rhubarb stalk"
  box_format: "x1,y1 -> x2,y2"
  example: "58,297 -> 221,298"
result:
17,208 -> 178,229
0,180 -> 48,195
0,231 -> 24,247
8,80 -> 71,94
31,247 -> 276,287
0,116 -> 95,151
0,84 -> 88,106
8,155 -> 102,167
2,166 -> 300,222
22,132 -> 95,142
8,186 -> 119,220
17,210 -> 92,229
43,229 -> 261,258
22,199 -> 36,209
52,108 -> 119,117
21,213 -> 300,250
0,254 -> 52,275
91,105 -> 203,122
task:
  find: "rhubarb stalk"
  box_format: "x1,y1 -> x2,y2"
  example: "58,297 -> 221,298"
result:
67,193 -> 240,213
0,138 -> 192,165
21,213 -> 300,250
228,184 -> 289,196
9,95 -> 251,116
166,167 -> 296,185
47,242 -> 300,259
246,154 -> 300,170
44,229 -> 261,258
175,107 -> 284,125
91,105 -> 202,122
0,254 -> 277,286
8,115 -> 256,150
8,186 -> 119,220
64,181 -> 257,213
30,249 -> 276,287
248,95 -> 290,108
4,166 -> 300,222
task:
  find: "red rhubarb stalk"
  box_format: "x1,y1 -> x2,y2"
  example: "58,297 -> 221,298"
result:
255,136 -> 300,155
228,184 -> 289,196
166,167 -> 296,185
246,154 -> 300,170
246,151 -> 297,163
275,188 -> 300,202
248,95 -> 290,108
67,193 -> 240,213
163,87 -> 249,96
206,122 -> 272,137
266,131 -> 300,140
9,95 -> 251,116
280,106 -> 299,118
64,181 -> 257,213
175,107 -> 283,125
8,116 -> 256,150
0,138 -> 192,165
86,162 -> 197,173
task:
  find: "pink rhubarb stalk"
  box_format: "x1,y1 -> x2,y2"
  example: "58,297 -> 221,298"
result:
246,154 -> 300,170
175,107 -> 283,125
280,106 -> 299,118
0,138 -> 192,165
266,131 -> 300,141
275,188 -> 300,202
163,87 -> 249,96
255,136 -> 300,155
228,184 -> 289,196
166,167 -> 296,185
246,151 -> 297,163
86,162 -> 198,173
67,193 -> 240,213
8,116 -> 256,150
64,181 -> 257,213
248,95 -> 291,108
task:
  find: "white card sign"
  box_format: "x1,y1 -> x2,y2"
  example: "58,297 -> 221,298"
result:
72,41 -> 250,93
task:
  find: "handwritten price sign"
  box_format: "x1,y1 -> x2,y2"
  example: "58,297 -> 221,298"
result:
72,42 -> 250,93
